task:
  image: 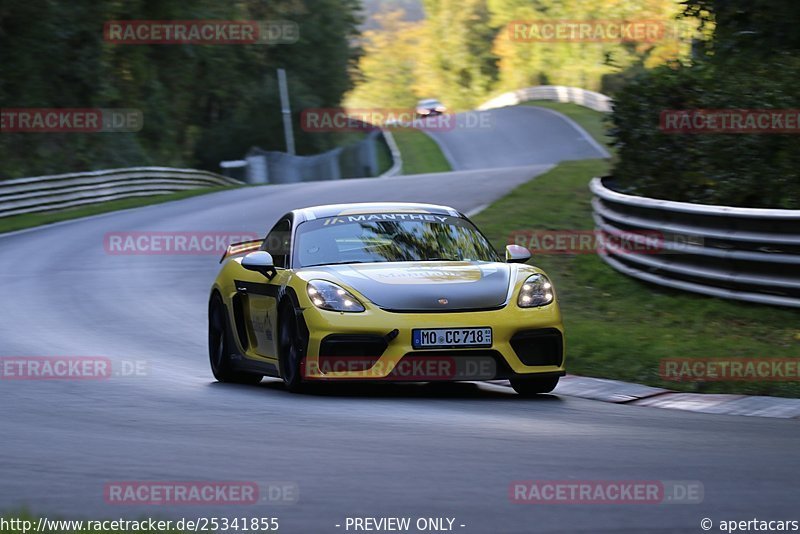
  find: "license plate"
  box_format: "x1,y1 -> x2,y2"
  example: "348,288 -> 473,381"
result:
412,327 -> 492,349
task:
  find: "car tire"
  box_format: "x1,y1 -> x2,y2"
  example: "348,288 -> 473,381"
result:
278,300 -> 306,393
208,294 -> 262,385
509,376 -> 559,397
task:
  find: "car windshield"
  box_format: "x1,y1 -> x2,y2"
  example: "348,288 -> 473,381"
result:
294,213 -> 499,268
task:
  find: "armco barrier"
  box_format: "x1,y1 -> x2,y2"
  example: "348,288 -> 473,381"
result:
590,177 -> 800,308
479,85 -> 613,113
0,167 -> 240,218
236,129 -> 394,184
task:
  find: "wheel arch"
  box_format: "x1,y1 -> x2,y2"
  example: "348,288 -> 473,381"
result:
276,286 -> 310,360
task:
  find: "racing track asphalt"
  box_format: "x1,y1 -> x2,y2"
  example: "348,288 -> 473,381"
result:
0,106 -> 797,534
420,106 -> 609,170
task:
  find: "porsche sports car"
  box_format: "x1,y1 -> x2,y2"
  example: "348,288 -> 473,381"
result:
416,98 -> 447,117
208,202 -> 565,396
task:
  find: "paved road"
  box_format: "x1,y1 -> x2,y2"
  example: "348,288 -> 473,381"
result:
0,108 -> 797,533
422,106 -> 609,170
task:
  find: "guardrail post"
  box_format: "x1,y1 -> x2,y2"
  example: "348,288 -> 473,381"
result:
245,155 -> 268,184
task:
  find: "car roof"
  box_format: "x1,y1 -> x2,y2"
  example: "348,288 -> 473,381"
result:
418,98 -> 441,104
293,202 -> 461,222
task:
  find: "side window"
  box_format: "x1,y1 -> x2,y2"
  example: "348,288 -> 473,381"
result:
262,218 -> 292,268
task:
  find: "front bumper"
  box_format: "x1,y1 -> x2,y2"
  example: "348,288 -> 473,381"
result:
299,304 -> 565,381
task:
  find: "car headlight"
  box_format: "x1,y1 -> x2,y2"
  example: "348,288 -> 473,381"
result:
517,274 -> 554,308
307,280 -> 365,312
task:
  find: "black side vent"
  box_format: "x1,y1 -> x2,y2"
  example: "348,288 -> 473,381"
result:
510,329 -> 564,367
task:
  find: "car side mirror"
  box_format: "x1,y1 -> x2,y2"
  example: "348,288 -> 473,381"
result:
241,251 -> 277,279
505,244 -> 532,264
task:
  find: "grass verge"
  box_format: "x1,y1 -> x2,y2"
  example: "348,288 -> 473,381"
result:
0,187 -> 237,235
474,101 -> 800,397
375,133 -> 394,175
388,127 -> 452,175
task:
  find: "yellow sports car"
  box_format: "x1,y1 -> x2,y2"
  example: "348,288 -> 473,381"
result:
208,202 -> 565,395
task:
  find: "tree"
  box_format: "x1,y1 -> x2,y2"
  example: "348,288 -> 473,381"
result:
419,0 -> 499,109
0,0 -> 363,177
682,0 -> 800,60
489,0 -> 695,94
345,10 -> 423,109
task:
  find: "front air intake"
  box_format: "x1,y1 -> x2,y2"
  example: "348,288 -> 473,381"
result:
510,329 -> 564,367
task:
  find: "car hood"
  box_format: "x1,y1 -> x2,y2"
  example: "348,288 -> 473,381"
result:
305,261 -> 512,311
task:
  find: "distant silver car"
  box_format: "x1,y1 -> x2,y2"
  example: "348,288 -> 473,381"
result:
416,98 -> 447,118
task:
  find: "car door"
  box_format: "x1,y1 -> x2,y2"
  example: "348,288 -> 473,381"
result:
235,217 -> 292,362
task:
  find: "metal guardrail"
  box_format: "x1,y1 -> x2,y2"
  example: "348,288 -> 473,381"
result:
233,129 -> 394,184
590,177 -> 800,308
0,167 -> 240,218
479,85 -> 613,113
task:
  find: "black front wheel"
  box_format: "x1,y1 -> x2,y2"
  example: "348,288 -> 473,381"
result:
208,294 -> 262,385
509,376 -> 559,397
278,301 -> 306,393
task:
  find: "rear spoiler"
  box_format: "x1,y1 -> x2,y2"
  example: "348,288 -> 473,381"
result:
219,239 -> 263,264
